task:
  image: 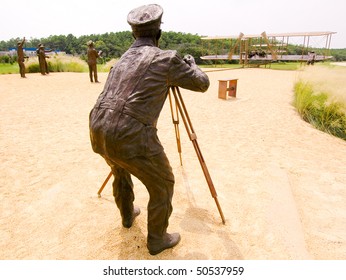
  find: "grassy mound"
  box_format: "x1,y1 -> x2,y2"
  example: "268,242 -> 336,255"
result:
293,65 -> 346,140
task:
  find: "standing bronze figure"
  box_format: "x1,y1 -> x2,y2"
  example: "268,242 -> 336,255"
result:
89,4 -> 209,255
17,37 -> 28,78
87,41 -> 101,83
37,44 -> 50,75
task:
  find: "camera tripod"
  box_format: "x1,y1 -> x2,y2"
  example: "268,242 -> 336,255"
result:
97,86 -> 226,225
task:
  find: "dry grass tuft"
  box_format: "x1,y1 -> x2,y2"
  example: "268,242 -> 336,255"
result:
294,65 -> 346,140
297,65 -> 346,107
26,53 -> 89,73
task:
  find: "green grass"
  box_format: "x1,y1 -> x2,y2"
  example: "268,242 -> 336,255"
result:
0,59 -> 308,74
199,63 -> 242,69
293,81 -> 346,140
0,63 -> 19,74
270,62 -> 302,70
200,61 -> 302,70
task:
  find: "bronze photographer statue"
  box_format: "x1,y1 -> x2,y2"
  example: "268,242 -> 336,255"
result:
89,4 -> 210,255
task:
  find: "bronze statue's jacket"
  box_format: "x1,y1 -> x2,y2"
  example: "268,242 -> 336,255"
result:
89,38 -> 209,161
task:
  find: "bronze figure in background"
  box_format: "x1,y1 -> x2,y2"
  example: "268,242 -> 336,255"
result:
87,40 -> 102,83
17,37 -> 28,78
37,44 -> 51,75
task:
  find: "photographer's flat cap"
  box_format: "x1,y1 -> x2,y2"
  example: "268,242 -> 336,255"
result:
127,4 -> 163,31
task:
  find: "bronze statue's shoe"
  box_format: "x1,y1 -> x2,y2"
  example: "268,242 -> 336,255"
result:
147,233 -> 181,255
122,207 -> 140,228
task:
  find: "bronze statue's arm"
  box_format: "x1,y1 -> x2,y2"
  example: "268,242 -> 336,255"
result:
19,37 -> 25,47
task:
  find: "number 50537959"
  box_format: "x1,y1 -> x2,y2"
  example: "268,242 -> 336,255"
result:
196,266 -> 244,276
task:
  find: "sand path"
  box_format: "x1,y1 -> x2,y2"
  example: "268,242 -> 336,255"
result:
1,69 -> 345,260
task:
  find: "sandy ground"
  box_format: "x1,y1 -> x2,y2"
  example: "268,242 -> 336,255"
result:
1,68 -> 345,260
331,62 -> 346,67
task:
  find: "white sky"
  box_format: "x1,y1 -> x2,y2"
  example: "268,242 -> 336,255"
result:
1,0 -> 345,48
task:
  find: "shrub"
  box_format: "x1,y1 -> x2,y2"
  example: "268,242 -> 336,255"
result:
0,55 -> 11,63
27,62 -> 40,73
25,54 -> 88,73
97,58 -> 118,72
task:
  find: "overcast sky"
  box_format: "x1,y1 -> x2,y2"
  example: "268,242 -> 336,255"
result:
1,0 -> 345,48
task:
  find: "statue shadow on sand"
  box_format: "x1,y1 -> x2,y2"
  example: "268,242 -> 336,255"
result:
178,207 -> 244,260
176,168 -> 244,259
96,166 -> 243,259
96,207 -> 243,260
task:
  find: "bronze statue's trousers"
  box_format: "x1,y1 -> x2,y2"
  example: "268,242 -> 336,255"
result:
88,64 -> 98,82
104,151 -> 174,247
18,59 -> 25,77
39,60 -> 46,75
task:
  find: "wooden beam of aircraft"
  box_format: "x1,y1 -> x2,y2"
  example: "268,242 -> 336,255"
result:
200,31 -> 336,63
201,31 -> 337,40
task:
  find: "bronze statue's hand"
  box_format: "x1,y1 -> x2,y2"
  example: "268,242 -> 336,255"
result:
183,54 -> 195,66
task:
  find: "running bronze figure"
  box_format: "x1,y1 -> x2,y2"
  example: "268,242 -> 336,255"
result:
89,4 -> 209,255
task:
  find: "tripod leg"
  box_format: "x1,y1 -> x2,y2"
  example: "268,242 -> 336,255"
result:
171,86 -> 226,224
175,122 -> 183,166
97,171 -> 112,197
168,89 -> 183,165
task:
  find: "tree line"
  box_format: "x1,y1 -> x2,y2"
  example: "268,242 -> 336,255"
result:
0,31 -> 208,64
1,31 -> 345,63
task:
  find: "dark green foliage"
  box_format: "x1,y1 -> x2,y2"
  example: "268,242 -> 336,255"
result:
1,32 -> 345,64
0,31 -> 214,64
330,49 -> 346,61
0,55 -> 12,63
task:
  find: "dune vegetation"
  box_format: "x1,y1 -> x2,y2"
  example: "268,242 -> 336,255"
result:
293,65 -> 346,140
0,54 -> 118,74
26,54 -> 88,73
